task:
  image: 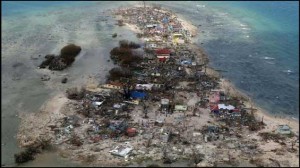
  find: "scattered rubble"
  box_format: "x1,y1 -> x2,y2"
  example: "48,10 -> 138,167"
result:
61,77 -> 68,84
16,5 -> 299,167
41,74 -> 50,81
112,33 -> 118,38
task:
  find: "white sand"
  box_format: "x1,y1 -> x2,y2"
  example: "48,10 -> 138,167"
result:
11,4 -> 299,167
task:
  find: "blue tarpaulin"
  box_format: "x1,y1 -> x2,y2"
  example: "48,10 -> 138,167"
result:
130,91 -> 147,99
162,17 -> 169,24
181,60 -> 192,65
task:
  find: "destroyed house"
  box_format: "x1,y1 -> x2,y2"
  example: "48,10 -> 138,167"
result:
152,83 -> 164,89
174,105 -> 188,111
210,104 -> 220,114
172,33 -> 185,45
109,120 -> 128,133
218,104 -> 235,111
209,91 -> 220,103
63,115 -> 80,127
210,104 -> 237,114
276,125 -> 291,135
156,49 -> 171,62
172,24 -> 182,32
206,126 -> 219,133
102,82 -> 123,90
126,128 -> 137,137
162,17 -> 169,24
92,101 -> 104,108
145,24 -> 157,28
110,143 -> 133,157
161,98 -> 170,111
219,91 -> 226,101
156,49 -> 171,56
145,41 -> 167,49
155,25 -> 164,33
135,84 -> 153,90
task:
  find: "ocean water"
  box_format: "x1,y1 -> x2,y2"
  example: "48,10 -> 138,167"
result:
156,1 -> 299,118
1,1 -> 299,167
199,1 -> 299,118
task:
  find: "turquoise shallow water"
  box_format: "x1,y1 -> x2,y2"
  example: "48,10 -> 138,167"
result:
200,1 -> 299,118
1,1 -> 299,167
3,1 -> 298,118
156,1 -> 299,118
1,1 -> 95,16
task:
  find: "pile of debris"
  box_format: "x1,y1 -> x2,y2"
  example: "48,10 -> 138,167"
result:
258,132 -> 286,142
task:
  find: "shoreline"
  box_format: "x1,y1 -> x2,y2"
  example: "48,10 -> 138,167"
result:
122,6 -> 299,132
16,5 -> 299,167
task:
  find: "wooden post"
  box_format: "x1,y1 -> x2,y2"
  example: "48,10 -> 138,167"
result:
228,151 -> 231,163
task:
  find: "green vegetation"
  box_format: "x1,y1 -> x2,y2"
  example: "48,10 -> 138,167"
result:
14,138 -> 51,164
108,67 -> 132,80
109,40 -> 142,68
39,44 -> 81,71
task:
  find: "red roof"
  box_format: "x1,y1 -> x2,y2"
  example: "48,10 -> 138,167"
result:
126,128 -> 137,137
127,128 -> 136,133
159,57 -> 167,62
155,49 -> 171,55
210,104 -> 219,111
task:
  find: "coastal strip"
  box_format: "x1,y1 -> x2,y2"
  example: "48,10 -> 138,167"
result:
16,5 -> 299,167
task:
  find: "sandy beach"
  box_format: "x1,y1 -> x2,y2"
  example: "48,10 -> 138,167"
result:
1,3 -> 139,166
3,3 -> 298,167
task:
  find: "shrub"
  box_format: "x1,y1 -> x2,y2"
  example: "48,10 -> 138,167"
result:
110,47 -> 132,61
60,44 -> 81,66
117,20 -> 124,26
136,33 -> 143,38
14,138 -> 51,164
60,44 -> 81,58
39,54 -> 56,68
66,87 -> 86,100
39,44 -> 81,71
120,54 -> 143,66
129,41 -> 141,49
108,67 -> 132,80
119,40 -> 129,48
119,40 -> 140,49
69,134 -> 83,146
14,150 -> 35,164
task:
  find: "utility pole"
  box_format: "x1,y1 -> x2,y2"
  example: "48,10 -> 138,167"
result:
143,1 -> 146,9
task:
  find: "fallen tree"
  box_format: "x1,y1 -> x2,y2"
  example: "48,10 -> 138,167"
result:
14,138 -> 51,164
